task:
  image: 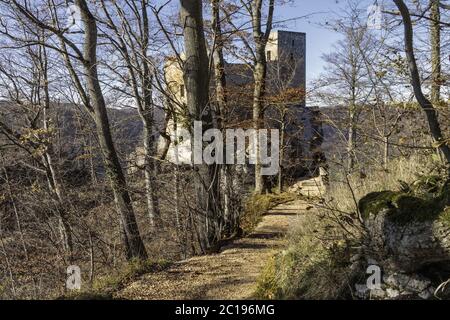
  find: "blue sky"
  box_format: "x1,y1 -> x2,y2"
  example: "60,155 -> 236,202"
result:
156,0 -> 376,81
273,0 -> 371,80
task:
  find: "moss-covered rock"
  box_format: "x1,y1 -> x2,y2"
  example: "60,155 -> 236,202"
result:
359,177 -> 450,273
359,178 -> 449,225
359,191 -> 397,220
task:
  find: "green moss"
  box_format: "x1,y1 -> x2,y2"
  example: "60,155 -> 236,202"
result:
358,191 -> 397,220
359,178 -> 450,225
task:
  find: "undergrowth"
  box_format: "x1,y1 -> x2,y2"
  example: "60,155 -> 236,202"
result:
255,215 -> 354,300
256,154 -> 449,300
61,259 -> 171,300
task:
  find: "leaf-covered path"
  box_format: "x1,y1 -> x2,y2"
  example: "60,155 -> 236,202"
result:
115,199 -> 313,300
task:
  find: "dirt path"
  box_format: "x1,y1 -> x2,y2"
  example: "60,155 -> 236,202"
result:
116,199 -> 312,300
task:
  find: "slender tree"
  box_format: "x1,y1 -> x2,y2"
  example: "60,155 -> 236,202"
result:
100,0 -> 160,226
317,15 -> 372,171
3,0 -> 148,260
249,0 -> 275,193
430,0 -> 441,104
394,0 -> 450,166
74,0 -> 147,259
0,35 -> 73,256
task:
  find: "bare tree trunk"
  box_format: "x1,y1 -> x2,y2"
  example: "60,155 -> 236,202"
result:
430,0 -> 441,104
42,152 -> 73,256
140,0 -> 160,225
40,44 -> 73,256
211,0 -> 239,236
76,0 -> 147,260
347,60 -> 357,172
172,119 -> 184,257
347,110 -> 356,171
180,0 -> 221,250
100,0 -> 160,226
394,0 -> 450,167
251,0 -> 275,194
88,134 -> 98,185
253,60 -> 267,193
278,113 -> 286,193
143,123 -> 159,225
383,136 -> 389,170
211,0 -> 227,118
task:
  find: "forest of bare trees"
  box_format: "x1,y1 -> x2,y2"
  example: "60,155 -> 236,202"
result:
0,0 -> 449,302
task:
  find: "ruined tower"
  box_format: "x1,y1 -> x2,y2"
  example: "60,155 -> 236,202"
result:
154,30 -> 318,177
266,30 -> 306,98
